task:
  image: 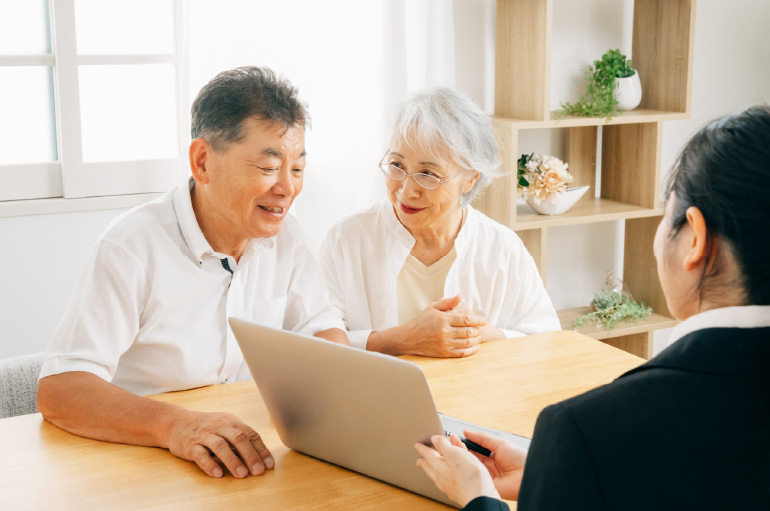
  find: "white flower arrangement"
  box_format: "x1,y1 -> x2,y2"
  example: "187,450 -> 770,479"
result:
517,153 -> 575,204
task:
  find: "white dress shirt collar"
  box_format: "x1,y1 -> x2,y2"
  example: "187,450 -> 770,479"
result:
668,305 -> 770,344
378,198 -> 417,249
173,177 -> 276,267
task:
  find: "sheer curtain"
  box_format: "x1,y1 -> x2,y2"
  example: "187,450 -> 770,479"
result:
187,0 -> 469,247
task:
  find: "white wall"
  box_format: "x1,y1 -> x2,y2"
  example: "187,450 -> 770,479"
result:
0,208 -> 127,358
1,0 -> 769,360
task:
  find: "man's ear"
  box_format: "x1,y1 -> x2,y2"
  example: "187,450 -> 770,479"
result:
189,137 -> 212,185
683,206 -> 709,271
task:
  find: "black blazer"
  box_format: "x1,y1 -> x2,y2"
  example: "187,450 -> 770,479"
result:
465,327 -> 770,511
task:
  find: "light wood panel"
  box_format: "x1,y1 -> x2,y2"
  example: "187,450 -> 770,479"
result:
515,198 -> 663,229
491,109 -> 689,130
495,0 -> 552,121
515,228 -> 548,282
632,0 -> 696,113
474,120 -> 519,226
624,215 -> 671,317
601,122 -> 662,209
601,332 -> 654,360
565,126 -> 598,204
0,331 -> 643,510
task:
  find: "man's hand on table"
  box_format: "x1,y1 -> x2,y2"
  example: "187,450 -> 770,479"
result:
167,410 -> 275,478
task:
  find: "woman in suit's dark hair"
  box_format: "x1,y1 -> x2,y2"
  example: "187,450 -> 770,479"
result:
665,104 -> 770,306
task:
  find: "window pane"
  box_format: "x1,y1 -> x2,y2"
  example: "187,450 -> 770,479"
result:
75,0 -> 175,55
79,64 -> 178,162
0,0 -> 50,54
0,67 -> 57,164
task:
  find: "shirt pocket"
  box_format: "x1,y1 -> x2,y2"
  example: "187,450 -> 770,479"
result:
250,295 -> 288,330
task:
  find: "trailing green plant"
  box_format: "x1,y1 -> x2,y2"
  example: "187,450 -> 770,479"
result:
558,49 -> 636,120
572,272 -> 652,331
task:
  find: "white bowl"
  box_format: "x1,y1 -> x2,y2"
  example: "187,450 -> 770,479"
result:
525,185 -> 590,215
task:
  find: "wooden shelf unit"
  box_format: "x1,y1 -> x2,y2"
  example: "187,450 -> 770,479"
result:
492,109 -> 689,130
514,198 -> 663,229
473,0 -> 697,359
557,308 -> 678,359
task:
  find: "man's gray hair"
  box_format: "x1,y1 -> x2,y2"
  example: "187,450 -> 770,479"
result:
191,66 -> 309,152
389,87 -> 501,206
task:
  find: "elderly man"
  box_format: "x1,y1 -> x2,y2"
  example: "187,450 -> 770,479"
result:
37,67 -> 347,480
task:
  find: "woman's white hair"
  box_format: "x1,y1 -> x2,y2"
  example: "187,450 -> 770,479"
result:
389,87 -> 502,206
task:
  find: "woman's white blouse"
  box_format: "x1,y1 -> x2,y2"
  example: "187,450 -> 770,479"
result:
317,199 -> 561,349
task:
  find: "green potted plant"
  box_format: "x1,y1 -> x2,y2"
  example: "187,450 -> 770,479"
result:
558,49 -> 641,119
572,272 -> 652,331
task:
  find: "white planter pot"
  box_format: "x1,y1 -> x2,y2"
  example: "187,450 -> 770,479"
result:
525,185 -> 590,215
614,72 -> 642,111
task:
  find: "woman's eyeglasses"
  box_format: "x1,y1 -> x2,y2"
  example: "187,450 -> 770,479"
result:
378,152 -> 464,190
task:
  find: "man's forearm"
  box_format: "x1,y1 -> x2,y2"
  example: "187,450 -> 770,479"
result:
315,327 -> 350,346
37,371 -> 185,448
38,370 -> 276,479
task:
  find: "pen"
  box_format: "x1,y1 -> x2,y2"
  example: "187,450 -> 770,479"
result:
458,435 -> 493,457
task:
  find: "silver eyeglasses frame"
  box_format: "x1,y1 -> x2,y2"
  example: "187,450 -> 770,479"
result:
378,150 -> 465,190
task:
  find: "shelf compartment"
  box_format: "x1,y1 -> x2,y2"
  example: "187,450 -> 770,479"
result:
492,109 -> 688,130
513,198 -> 663,229
558,306 -> 678,341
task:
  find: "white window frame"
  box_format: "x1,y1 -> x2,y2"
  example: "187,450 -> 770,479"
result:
0,0 -> 188,217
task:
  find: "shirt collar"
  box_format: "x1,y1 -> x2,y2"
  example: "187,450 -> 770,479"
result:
620,305 -> 770,378
378,198 -> 416,249
668,305 -> 770,345
453,204 -> 476,253
244,236 -> 276,259
173,177 -> 213,265
172,176 -> 277,266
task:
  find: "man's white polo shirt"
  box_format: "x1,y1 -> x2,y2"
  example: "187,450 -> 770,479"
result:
40,178 -> 344,396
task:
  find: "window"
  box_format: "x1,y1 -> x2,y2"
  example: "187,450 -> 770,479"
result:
0,0 -> 186,206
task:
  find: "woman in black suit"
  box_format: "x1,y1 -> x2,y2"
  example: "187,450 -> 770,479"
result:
415,104 -> 770,510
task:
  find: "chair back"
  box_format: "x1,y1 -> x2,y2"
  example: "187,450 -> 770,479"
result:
0,353 -> 45,419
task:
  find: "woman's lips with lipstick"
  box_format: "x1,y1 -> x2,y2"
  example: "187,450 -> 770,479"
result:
400,203 -> 424,214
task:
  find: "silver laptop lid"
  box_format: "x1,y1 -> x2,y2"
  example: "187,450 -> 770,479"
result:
228,317 -> 455,507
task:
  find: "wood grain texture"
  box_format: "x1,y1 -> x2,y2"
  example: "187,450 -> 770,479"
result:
0,331 -> 643,510
601,332 -> 654,360
514,228 -> 548,283
632,0 -> 696,113
624,215 -> 671,317
473,120 -> 519,226
515,198 -> 663,229
495,0 -> 552,120
565,126 -> 598,204
491,109 -> 689,130
601,122 -> 662,209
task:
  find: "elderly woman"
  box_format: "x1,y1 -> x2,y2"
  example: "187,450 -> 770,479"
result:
415,105 -> 770,509
317,88 -> 559,357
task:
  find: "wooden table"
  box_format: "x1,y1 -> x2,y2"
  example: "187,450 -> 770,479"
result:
0,331 -> 643,510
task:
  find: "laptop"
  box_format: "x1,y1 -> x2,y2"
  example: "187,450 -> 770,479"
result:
229,317 -> 531,507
